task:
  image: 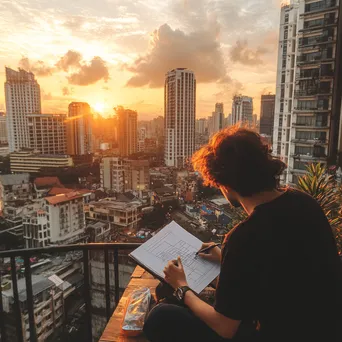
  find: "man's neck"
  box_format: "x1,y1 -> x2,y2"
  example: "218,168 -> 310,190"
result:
240,189 -> 284,215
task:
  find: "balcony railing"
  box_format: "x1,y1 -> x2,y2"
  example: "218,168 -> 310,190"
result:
302,18 -> 338,30
0,243 -> 141,342
295,87 -> 332,97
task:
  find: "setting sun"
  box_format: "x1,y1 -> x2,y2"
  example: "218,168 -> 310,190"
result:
93,102 -> 105,113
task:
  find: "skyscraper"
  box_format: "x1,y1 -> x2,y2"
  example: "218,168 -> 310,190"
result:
273,0 -> 342,184
232,95 -> 253,126
164,68 -> 196,167
0,112 -> 7,144
5,68 -> 41,152
67,102 -> 93,155
211,103 -> 224,135
260,94 -> 276,140
116,106 -> 138,157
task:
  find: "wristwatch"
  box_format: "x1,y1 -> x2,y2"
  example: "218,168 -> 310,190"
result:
173,286 -> 192,302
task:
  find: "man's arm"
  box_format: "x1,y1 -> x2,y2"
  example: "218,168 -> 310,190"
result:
163,257 -> 241,339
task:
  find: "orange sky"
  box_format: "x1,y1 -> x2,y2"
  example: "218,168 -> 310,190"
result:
0,0 -> 283,120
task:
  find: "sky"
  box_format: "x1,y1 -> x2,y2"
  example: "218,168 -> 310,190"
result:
0,0 -> 284,120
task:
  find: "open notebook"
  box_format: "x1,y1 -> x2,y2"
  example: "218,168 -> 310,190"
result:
129,221 -> 220,294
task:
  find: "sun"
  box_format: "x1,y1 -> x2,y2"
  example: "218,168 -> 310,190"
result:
93,102 -> 105,113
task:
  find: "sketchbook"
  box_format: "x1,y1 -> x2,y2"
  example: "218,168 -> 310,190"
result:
129,221 -> 221,294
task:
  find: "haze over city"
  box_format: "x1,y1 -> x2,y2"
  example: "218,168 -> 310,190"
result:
0,0 -> 283,119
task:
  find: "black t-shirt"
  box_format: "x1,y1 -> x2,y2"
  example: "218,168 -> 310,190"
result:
214,188 -> 342,342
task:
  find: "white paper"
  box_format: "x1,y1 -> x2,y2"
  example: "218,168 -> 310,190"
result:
130,221 -> 221,294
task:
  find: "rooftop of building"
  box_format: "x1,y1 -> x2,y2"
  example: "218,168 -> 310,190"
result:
89,198 -> 140,210
47,187 -> 74,196
27,113 -> 67,118
34,177 -> 63,189
154,186 -> 176,195
0,173 -> 30,185
11,151 -> 71,159
45,191 -> 89,205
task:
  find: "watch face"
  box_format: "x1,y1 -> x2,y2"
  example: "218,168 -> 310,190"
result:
175,288 -> 183,301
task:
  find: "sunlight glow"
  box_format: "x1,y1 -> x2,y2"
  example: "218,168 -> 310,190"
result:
93,102 -> 105,113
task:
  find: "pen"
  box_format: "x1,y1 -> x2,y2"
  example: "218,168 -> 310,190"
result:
196,243 -> 221,256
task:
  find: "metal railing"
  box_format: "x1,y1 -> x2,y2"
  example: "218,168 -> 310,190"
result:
0,243 -> 141,342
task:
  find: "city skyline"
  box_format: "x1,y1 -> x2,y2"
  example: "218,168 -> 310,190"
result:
0,0 -> 283,120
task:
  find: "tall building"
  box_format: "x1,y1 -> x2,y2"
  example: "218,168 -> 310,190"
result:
0,112 -> 7,144
196,118 -> 208,134
117,107 -> 138,157
232,95 -> 253,126
164,68 -> 196,168
100,157 -> 125,193
273,0 -> 342,184
260,94 -> 276,140
125,159 -> 150,191
67,102 -> 93,155
5,68 -> 41,152
28,114 -> 67,154
226,114 -> 233,127
211,103 -> 224,135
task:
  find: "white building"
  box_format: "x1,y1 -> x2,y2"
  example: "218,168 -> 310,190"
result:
210,103 -> 224,135
100,157 -> 125,193
164,68 -> 196,168
28,114 -> 67,154
0,112 -> 8,144
196,118 -> 207,134
232,95 -> 253,126
67,102 -> 93,155
44,192 -> 87,244
5,68 -> 41,152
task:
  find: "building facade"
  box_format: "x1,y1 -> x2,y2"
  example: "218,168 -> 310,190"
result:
28,114 -> 67,154
117,107 -> 137,157
5,68 -> 41,152
100,157 -> 125,193
273,0 -> 342,184
10,150 -> 73,173
67,102 -> 93,156
210,103 -> 224,136
125,159 -> 150,191
232,95 -> 254,126
260,94 -> 276,140
0,112 -> 8,144
164,68 -> 196,168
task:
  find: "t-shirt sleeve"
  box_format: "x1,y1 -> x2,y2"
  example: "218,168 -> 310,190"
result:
214,234 -> 257,321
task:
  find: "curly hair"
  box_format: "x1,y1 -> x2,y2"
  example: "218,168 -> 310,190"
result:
192,126 -> 286,197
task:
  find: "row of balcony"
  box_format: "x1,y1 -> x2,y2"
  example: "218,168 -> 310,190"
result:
294,87 -> 332,97
302,17 -> 338,31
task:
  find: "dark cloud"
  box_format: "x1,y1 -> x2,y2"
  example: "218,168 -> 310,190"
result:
67,56 -> 109,86
230,40 -> 268,66
124,23 -> 230,88
19,57 -> 54,77
56,50 -> 82,72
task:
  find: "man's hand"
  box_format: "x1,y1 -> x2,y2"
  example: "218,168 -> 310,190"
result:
163,256 -> 188,289
198,243 -> 221,263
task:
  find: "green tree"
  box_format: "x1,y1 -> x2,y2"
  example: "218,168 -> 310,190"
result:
297,163 -> 342,254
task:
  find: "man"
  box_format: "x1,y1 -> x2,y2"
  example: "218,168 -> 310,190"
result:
143,127 -> 342,342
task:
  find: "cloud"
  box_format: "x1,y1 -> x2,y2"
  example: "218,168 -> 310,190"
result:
41,90 -> 53,101
230,40 -> 268,66
124,23 -> 230,88
62,86 -> 72,96
18,57 -> 54,77
67,56 -> 109,86
56,50 -> 82,72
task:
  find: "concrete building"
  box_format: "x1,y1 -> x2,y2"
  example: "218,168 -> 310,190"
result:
100,157 -> 125,193
67,102 -> 93,156
210,103 -> 225,135
27,114 -> 67,155
88,198 -> 140,231
260,94 -> 276,140
232,95 -> 254,126
117,107 -> 137,157
273,0 -> 342,184
44,192 -> 87,244
10,150 -> 73,173
5,68 -> 41,152
0,173 -> 31,212
0,112 -> 8,144
196,118 -> 207,134
164,68 -> 196,168
125,159 -> 150,191
226,114 -> 233,127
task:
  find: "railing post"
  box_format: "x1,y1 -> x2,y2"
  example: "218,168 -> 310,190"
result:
104,249 -> 111,321
24,255 -> 37,342
0,264 -> 7,342
113,249 -> 119,306
10,257 -> 23,342
83,249 -> 92,341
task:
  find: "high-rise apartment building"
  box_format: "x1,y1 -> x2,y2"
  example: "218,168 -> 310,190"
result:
196,118 -> 208,134
28,114 -> 67,154
260,94 -> 276,140
5,68 -> 41,152
117,107 -> 138,157
67,102 -> 93,155
232,95 -> 253,126
211,103 -> 224,135
226,114 -> 233,127
0,112 -> 7,144
273,0 -> 342,184
164,68 -> 196,167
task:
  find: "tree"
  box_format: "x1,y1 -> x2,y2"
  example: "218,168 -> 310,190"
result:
297,163 -> 342,254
